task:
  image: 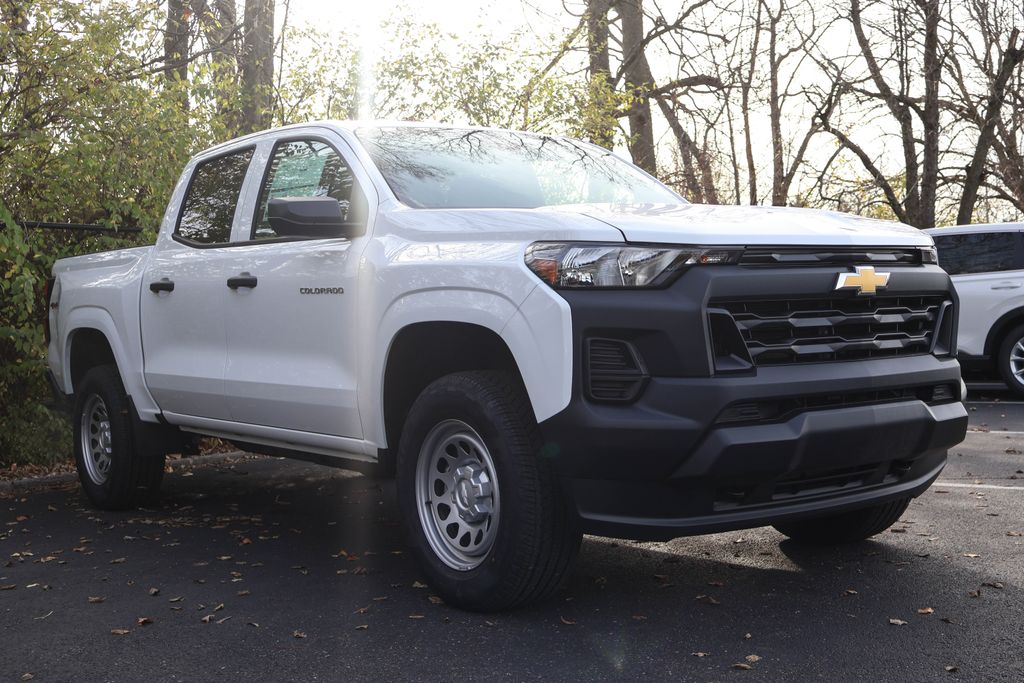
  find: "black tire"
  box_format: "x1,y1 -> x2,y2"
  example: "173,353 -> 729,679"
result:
997,324 -> 1024,397
773,498 -> 911,545
396,371 -> 581,611
73,365 -> 164,510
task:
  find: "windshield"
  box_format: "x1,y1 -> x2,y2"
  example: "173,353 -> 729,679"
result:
355,126 -> 684,209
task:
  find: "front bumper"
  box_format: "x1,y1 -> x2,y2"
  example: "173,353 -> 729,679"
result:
537,263 -> 969,541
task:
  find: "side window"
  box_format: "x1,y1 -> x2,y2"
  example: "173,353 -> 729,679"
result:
933,232 -> 1021,276
252,139 -> 363,240
176,148 -> 254,244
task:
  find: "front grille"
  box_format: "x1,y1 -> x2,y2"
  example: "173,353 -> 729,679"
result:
739,247 -> 924,267
713,294 -> 949,366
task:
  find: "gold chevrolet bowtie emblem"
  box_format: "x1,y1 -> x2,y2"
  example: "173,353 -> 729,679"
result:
835,266 -> 890,295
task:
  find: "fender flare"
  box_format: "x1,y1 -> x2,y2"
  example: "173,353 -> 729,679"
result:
363,285 -> 573,447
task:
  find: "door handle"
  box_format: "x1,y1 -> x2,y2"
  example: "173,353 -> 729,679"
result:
991,282 -> 1022,290
227,272 -> 258,289
149,278 -> 174,293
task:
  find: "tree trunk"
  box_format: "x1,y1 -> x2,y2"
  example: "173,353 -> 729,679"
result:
917,0 -> 940,228
766,4 -> 785,206
740,2 -> 762,204
957,28 -> 1024,225
620,0 -> 657,175
240,0 -> 275,134
164,0 -> 188,83
585,0 -> 615,148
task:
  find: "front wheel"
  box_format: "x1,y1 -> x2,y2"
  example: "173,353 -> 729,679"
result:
396,371 -> 581,611
73,365 -> 164,510
773,498 -> 911,545
997,324 -> 1024,397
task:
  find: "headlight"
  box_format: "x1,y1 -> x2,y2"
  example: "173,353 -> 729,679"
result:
921,246 -> 938,265
525,242 -> 741,288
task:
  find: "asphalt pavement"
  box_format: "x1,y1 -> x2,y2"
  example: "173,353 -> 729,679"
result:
2,389 -> 1022,682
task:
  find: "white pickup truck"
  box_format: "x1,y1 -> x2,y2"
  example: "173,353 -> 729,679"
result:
47,121 -> 968,610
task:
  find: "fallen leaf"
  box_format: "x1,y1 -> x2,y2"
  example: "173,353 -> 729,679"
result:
745,655 -> 761,663
200,614 -> 213,623
355,624 -> 368,630
21,674 -> 33,681
560,616 -> 577,625
411,581 -> 428,589
408,614 -> 425,619
0,585 -> 15,591
963,553 -> 980,558
691,652 -> 709,658
632,615 -> 647,621
732,663 -> 752,670
917,608 -> 934,615
88,596 -> 105,604
214,603 -> 224,612
981,581 -> 1004,590
136,617 -> 153,626
968,590 -> 981,598
216,616 -> 231,625
945,666 -> 959,673
428,595 -> 443,605
148,588 -> 160,597
744,633 -> 752,640
110,629 -> 130,636
844,589 -> 858,596
293,630 -> 306,638
889,619 -> 908,626
110,557 -> 126,564
247,622 -> 259,628
168,596 -> 183,603
696,594 -> 720,605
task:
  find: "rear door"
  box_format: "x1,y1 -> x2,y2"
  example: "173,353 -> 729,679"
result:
933,230 -> 1024,355
140,147 -> 256,419
219,135 -> 371,438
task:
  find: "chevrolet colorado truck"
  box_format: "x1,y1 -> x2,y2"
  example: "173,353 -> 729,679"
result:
47,122 -> 969,610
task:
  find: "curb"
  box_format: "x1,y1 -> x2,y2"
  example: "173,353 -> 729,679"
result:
0,450 -> 253,495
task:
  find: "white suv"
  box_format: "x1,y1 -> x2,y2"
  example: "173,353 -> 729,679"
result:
927,223 -> 1024,395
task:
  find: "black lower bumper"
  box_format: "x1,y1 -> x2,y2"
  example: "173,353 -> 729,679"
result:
539,357 -> 968,541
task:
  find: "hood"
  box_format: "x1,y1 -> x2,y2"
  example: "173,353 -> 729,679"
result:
571,203 -> 933,248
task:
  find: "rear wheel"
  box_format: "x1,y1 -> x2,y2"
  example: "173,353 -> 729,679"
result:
396,371 -> 581,611
773,498 -> 911,545
997,324 -> 1024,397
73,365 -> 164,510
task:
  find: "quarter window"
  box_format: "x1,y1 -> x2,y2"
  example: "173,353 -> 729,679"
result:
932,232 -> 1022,276
253,139 -> 362,240
176,148 -> 254,244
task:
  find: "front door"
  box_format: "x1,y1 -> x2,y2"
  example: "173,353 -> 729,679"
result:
221,136 -> 368,438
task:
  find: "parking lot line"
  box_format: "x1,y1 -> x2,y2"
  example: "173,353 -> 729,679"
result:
935,481 -> 1024,491
967,429 -> 1024,435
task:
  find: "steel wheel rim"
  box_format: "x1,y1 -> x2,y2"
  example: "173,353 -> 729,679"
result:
80,394 -> 112,485
414,419 -> 500,571
1011,337 -> 1024,384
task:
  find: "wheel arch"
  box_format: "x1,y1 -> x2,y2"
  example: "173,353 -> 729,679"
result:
983,307 -> 1024,358
380,321 -> 526,467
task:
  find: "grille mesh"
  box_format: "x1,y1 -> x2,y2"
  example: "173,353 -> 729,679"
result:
713,295 -> 948,366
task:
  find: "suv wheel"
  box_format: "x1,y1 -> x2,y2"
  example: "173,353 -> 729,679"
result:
73,365 -> 164,510
773,498 -> 911,544
396,371 -> 581,611
997,324 -> 1024,397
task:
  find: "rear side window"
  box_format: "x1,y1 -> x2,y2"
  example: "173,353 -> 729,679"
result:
252,139 -> 362,240
933,231 -> 1022,276
176,148 -> 254,244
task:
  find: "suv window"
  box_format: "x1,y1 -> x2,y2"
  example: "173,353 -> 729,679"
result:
932,231 -> 1022,276
176,148 -> 254,244
253,139 -> 362,240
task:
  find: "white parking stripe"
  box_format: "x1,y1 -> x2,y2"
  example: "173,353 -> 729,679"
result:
934,481 -> 1024,491
967,430 -> 1024,435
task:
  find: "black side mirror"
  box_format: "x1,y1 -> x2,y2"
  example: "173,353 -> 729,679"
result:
267,197 -> 362,239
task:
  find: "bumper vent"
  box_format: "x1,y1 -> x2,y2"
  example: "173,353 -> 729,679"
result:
712,295 -> 950,366
585,338 -> 648,402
